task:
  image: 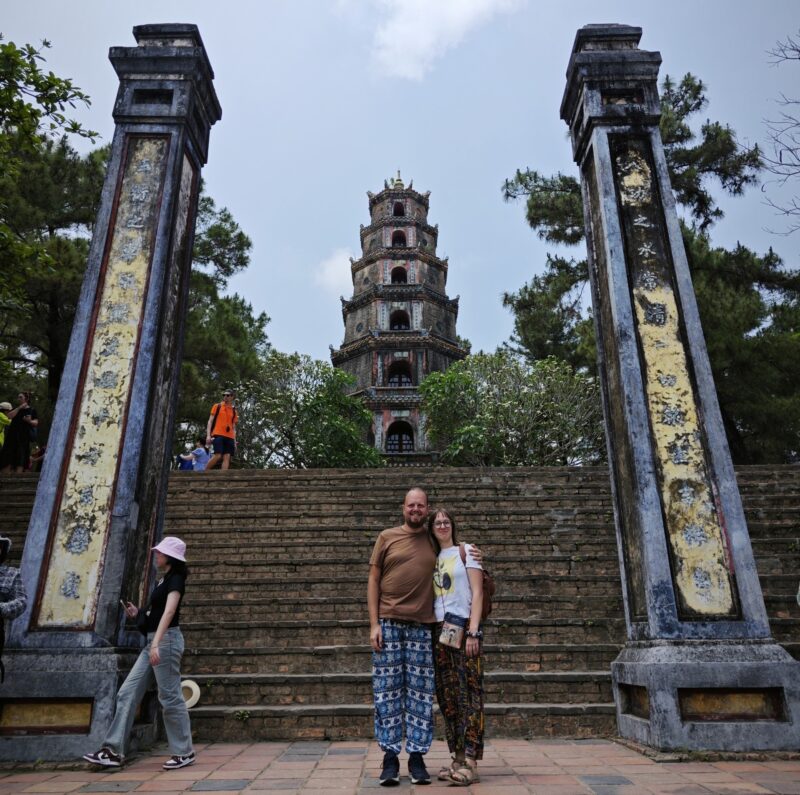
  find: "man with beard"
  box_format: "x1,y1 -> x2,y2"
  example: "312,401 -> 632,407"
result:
368,487 -> 435,786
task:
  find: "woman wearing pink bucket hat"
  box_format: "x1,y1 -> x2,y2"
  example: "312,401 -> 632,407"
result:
83,536 -> 195,771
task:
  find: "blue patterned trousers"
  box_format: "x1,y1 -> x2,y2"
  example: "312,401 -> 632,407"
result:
372,618 -> 435,754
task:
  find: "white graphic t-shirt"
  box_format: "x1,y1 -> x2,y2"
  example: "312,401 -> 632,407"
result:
433,544 -> 482,622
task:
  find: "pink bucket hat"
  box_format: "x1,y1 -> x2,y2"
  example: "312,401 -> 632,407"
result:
152,536 -> 187,562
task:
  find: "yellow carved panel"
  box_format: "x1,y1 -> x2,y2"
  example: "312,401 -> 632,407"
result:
36,137 -> 168,628
614,142 -> 735,617
679,688 -> 785,721
0,700 -> 93,732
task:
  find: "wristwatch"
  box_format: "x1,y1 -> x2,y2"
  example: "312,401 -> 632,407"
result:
466,630 -> 483,639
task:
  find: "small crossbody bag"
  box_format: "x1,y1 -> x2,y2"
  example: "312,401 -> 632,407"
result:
439,612 -> 467,649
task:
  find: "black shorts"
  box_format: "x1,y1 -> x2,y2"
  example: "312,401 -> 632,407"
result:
212,436 -> 235,456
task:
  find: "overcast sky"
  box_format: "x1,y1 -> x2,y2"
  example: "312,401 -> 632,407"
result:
5,1 -> 798,360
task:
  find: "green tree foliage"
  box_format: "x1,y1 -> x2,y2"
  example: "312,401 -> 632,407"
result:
0,138 -> 269,447
0,137 -> 105,426
502,74 -> 800,463
685,231 -> 800,463
235,351 -> 382,469
174,191 -> 270,447
0,36 -> 97,307
503,74 -> 761,243
0,38 -> 268,451
419,351 -> 605,467
0,37 -> 95,145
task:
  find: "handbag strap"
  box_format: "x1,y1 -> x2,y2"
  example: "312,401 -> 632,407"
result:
209,403 -> 222,436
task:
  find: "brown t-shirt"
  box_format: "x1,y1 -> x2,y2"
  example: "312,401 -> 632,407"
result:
370,525 -> 436,624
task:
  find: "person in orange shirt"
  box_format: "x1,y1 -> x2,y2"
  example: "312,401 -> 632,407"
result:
205,389 -> 238,471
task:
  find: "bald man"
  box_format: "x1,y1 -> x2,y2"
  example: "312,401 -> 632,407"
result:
368,487 -> 435,786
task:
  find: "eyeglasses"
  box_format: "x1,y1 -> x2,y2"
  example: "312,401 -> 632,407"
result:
223,392 -> 233,397
433,520 -> 451,528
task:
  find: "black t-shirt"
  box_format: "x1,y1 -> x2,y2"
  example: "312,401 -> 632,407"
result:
141,570 -> 185,634
10,407 -> 36,443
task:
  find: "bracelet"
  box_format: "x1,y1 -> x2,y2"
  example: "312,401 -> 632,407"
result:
466,630 -> 483,639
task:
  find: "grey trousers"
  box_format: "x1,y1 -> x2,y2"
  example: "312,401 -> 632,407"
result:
103,626 -> 193,758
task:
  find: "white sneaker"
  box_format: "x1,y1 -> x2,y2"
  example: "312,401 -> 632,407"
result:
83,748 -> 122,768
163,751 -> 196,770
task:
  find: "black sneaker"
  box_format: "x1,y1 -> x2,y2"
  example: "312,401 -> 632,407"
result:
408,752 -> 431,785
379,750 -> 400,786
163,751 -> 196,770
82,748 -> 122,768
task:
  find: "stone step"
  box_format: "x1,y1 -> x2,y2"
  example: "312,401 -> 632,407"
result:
185,671 -> 613,707
187,702 -> 617,742
187,573 -> 625,598
177,537 -> 621,553
184,550 -> 800,578
184,594 -> 626,620
770,619 -> 800,640
162,514 -> 799,538
759,575 -> 800,595
182,643 -> 625,675
784,642 -> 800,661
168,526 -> 618,545
179,617 -> 627,648
4,464 -> 799,742
165,515 -> 617,534
188,555 -> 622,578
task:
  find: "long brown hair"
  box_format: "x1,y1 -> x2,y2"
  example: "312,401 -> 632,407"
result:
427,506 -> 458,554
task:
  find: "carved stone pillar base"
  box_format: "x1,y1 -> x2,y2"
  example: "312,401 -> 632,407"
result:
0,650 -> 157,762
612,641 -> 800,750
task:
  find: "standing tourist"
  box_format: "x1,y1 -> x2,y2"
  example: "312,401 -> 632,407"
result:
0,535 -> 27,682
368,487 -> 435,786
83,537 -> 195,770
0,392 -> 38,473
429,507 -> 484,787
205,389 -> 237,471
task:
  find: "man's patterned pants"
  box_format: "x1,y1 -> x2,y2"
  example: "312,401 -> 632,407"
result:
372,618 -> 435,754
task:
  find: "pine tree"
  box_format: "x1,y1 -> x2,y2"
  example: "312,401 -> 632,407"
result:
503,74 -> 800,463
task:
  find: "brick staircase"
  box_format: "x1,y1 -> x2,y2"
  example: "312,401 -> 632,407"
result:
2,465 -> 798,742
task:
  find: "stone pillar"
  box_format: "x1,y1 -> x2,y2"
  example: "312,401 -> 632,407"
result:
561,24 -> 800,750
1,24 -> 220,761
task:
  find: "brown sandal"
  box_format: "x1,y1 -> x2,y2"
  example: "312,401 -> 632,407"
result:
448,760 -> 479,786
438,758 -> 460,780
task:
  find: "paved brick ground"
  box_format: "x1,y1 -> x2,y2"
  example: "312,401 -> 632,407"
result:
1,740 -> 799,795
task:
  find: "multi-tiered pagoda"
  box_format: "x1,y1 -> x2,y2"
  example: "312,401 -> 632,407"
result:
331,173 -> 467,461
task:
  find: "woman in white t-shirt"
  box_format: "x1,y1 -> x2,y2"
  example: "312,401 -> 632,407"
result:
428,507 -> 484,787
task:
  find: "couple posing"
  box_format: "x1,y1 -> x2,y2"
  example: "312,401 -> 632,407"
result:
369,487 -> 484,787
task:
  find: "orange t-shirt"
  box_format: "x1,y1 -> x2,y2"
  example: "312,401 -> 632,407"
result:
369,525 -> 436,624
209,403 -> 237,439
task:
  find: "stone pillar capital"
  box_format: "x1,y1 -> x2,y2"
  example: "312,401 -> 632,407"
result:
109,23 -> 221,164
561,24 -> 662,162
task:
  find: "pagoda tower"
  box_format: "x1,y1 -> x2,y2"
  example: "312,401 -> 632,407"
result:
331,173 -> 467,460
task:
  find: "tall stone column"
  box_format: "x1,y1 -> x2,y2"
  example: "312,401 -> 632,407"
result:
1,24 -> 220,761
561,25 -> 800,750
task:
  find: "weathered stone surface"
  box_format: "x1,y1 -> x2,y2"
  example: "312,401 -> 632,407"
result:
561,24 -> 800,750
0,23 -> 220,763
